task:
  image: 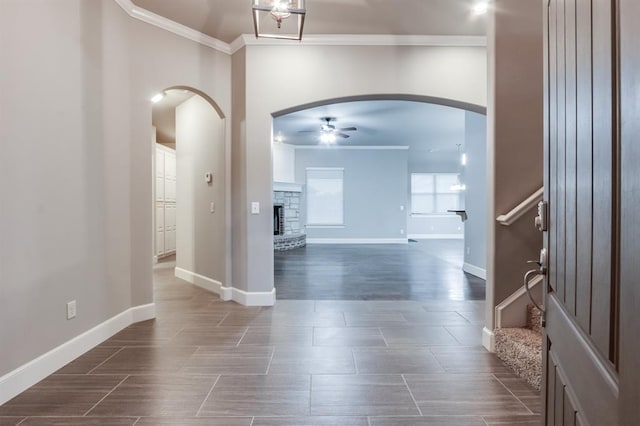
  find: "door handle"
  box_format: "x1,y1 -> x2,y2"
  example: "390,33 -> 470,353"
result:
524,269 -> 546,314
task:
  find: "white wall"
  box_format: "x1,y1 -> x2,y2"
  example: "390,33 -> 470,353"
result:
0,0 -> 231,388
234,44 -> 487,293
175,95 -> 227,286
272,142 -> 296,183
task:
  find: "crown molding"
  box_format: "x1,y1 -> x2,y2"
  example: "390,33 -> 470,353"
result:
114,0 -> 232,54
114,0 -> 487,56
231,34 -> 486,53
295,145 -> 410,150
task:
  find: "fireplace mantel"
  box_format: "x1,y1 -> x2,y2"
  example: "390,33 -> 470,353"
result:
273,182 -> 304,193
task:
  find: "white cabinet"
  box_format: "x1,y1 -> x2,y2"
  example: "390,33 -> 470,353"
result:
155,145 -> 176,258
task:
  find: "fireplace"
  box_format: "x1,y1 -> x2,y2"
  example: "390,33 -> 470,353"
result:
273,190 -> 306,250
274,204 -> 285,236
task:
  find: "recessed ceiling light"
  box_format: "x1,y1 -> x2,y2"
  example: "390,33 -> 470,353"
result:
151,93 -> 165,103
472,1 -> 489,15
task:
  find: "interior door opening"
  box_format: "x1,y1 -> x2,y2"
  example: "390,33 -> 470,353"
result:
150,87 -> 229,302
270,97 -> 487,302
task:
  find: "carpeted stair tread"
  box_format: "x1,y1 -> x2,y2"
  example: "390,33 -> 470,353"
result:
494,327 -> 542,391
527,304 -> 543,334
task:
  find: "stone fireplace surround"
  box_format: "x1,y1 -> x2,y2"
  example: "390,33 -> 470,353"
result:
273,185 -> 306,251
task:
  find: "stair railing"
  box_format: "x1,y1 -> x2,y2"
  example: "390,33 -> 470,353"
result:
495,187 -> 544,226
496,187 -> 548,327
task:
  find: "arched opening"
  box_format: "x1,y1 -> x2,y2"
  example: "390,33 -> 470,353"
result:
151,86 -> 230,303
271,95 -> 487,303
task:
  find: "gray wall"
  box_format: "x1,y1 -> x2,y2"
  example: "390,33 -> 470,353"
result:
295,149 -> 408,240
0,0 -> 490,384
485,0 -> 543,329
0,0 -> 231,378
231,48 -> 248,292
176,95 -> 227,285
241,44 -> 487,293
463,111 -> 488,270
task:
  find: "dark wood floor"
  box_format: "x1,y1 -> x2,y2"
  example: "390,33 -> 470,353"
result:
0,263 -> 539,425
275,240 -> 486,300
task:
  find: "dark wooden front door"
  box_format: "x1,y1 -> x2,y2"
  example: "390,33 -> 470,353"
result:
543,0 -> 618,423
544,0 -> 640,424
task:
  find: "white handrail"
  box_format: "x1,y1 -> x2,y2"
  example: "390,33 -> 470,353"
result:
496,187 -> 543,226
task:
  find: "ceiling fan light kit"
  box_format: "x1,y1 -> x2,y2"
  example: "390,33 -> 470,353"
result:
298,117 -> 358,145
252,0 -> 306,41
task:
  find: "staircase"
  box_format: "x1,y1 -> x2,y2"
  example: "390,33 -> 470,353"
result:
494,304 -> 543,391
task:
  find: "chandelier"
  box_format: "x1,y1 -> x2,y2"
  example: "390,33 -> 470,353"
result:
252,0 -> 306,40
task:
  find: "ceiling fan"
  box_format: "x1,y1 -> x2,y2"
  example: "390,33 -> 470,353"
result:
298,117 -> 357,143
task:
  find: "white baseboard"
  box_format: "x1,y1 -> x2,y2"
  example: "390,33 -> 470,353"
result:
174,267 -> 273,306
231,287 -> 276,306
175,267 -> 231,300
407,234 -> 464,240
463,263 -> 487,280
0,303 -> 155,406
306,238 -> 408,244
482,326 -> 495,352
495,275 -> 543,329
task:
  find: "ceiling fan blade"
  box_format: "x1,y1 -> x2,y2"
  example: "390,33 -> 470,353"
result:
336,133 -> 350,138
338,127 -> 357,132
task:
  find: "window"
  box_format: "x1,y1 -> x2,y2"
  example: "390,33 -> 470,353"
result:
411,173 -> 461,215
306,168 -> 344,226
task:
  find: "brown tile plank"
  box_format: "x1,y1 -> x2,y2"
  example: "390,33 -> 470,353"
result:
380,326 -> 459,346
268,347 -> 356,374
135,418 -> 251,425
239,327 -> 313,346
313,327 -> 386,347
199,375 -> 310,417
91,346 -> 197,374
0,375 -> 126,417
252,417 -> 368,425
19,418 -> 137,425
310,375 -> 419,416
353,348 -> 444,374
87,374 -> 217,417
369,416 -> 486,426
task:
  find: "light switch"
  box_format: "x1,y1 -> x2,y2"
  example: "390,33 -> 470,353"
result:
210,202 -> 215,213
400,205 -> 405,211
251,202 -> 260,214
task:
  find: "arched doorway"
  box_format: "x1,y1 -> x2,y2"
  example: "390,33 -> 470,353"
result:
151,86 -> 231,302
270,95 -> 487,301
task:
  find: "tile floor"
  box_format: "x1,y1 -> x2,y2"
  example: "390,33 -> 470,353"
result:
0,260 -> 540,425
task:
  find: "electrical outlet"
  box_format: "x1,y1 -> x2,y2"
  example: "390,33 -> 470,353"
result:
67,300 -> 76,320
467,247 -> 471,255
400,229 -> 405,235
210,202 -> 215,213
251,202 -> 260,214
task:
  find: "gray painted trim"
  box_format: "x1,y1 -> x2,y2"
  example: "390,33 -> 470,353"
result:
272,94 -> 487,117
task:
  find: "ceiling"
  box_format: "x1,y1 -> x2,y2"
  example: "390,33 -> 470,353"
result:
273,100 -> 472,164
131,0 -> 487,43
